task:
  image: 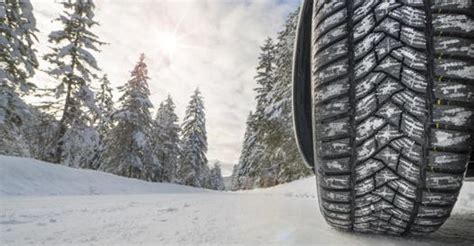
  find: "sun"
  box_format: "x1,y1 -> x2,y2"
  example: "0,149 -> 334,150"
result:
158,31 -> 179,57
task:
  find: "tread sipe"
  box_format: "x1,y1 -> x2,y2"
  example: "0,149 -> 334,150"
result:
311,0 -> 473,235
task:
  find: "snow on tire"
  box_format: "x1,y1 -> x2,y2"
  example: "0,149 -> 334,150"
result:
310,0 -> 473,235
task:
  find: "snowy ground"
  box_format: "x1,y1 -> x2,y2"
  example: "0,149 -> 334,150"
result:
1,156 -> 473,245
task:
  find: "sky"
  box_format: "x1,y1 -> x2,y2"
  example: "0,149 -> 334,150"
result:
30,0 -> 301,176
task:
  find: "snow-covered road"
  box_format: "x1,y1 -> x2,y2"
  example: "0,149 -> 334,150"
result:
1,156 -> 473,245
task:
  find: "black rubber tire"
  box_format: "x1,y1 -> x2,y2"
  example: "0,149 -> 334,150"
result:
311,0 -> 473,235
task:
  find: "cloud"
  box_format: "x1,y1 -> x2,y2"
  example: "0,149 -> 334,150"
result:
30,0 -> 299,175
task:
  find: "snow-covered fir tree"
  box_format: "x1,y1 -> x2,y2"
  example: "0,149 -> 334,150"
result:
254,37 -> 276,122
43,0 -> 104,165
91,74 -> 114,169
95,74 -> 114,137
209,162 -> 225,191
231,37 -> 277,189
264,9 -> 311,185
98,54 -> 159,181
177,88 -> 209,187
232,9 -> 311,189
231,112 -> 264,190
152,95 -> 180,182
0,0 -> 38,157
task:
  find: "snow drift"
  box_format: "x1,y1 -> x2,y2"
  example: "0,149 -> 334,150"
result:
0,155 -> 204,196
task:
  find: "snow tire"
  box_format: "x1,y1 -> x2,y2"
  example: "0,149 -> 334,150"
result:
310,0 -> 474,235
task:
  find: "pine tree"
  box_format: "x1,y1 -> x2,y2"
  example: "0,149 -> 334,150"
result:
0,0 -> 38,92
231,37 -> 277,189
152,95 -> 180,182
44,0 -> 105,164
95,74 -> 114,136
0,0 -> 38,157
231,9 -> 311,189
231,112 -> 264,190
209,162 -> 225,191
264,9 -> 311,185
254,37 -> 275,121
177,88 -> 208,187
99,54 -> 159,181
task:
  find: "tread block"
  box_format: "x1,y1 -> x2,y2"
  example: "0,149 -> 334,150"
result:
355,206 -> 372,217
374,17 -> 401,38
421,191 -> 458,206
320,157 -> 351,173
353,0 -> 378,23
376,147 -> 400,169
401,68 -> 427,92
315,9 -> 347,40
392,47 -> 427,71
434,81 -> 474,102
355,194 -> 382,208
355,178 -> 375,195
356,138 -> 377,161
314,59 -> 349,84
375,168 -> 399,186
356,117 -> 386,142
355,52 -> 377,79
431,129 -> 471,150
432,0 -> 473,9
417,206 -> 451,218
376,78 -> 404,102
398,158 -> 420,183
400,26 -> 426,49
414,217 -> 445,226
389,6 -> 426,28
315,97 -> 349,119
426,172 -> 464,190
314,0 -> 346,28
393,194 -> 415,211
433,105 -> 473,127
435,59 -> 474,80
434,36 -> 474,58
356,72 -> 386,99
374,1 -> 403,22
354,14 -> 376,41
428,151 -> 469,171
324,210 -> 351,220
401,114 -> 425,143
355,33 -> 385,60
318,138 -> 351,157
393,90 -> 427,118
376,103 -> 403,126
315,78 -> 350,104
376,37 -> 404,59
389,179 -> 417,199
321,175 -> 351,189
375,56 -> 402,79
355,159 -> 385,181
433,14 -> 474,34
390,138 -> 423,163
355,94 -> 377,121
314,25 -> 348,53
372,186 -> 396,201
326,217 -> 352,227
322,200 -> 351,213
317,118 -> 350,139
322,190 -> 351,202
315,40 -> 348,69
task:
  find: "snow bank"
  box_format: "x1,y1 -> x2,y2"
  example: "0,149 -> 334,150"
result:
0,155 -> 204,196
